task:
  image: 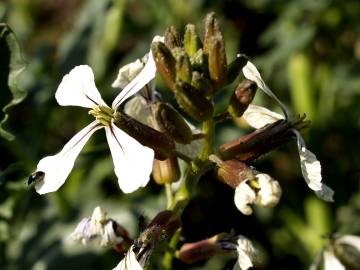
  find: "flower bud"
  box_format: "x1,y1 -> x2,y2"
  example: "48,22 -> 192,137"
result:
228,79 -> 257,118
152,157 -> 181,184
184,24 -> 202,56
153,102 -> 193,144
208,35 -> 227,89
113,111 -> 175,160
151,41 -> 176,90
209,154 -> 253,188
164,25 -> 183,49
172,47 -> 192,83
174,81 -> 214,122
189,48 -> 208,74
191,71 -> 214,97
203,12 -> 222,54
227,54 -> 248,84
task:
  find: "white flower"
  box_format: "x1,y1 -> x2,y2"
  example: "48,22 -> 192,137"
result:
33,37 -> 165,195
242,104 -> 334,202
234,173 -> 281,215
70,206 -> 123,247
233,236 -> 258,270
310,234 -> 360,270
113,245 -> 143,270
112,58 -> 146,89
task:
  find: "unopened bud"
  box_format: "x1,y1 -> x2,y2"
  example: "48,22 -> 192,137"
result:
209,155 -> 253,188
174,81 -> 214,122
152,157 -> 181,184
172,47 -> 192,83
218,119 -> 293,162
203,12 -> 222,53
190,48 -> 208,74
151,42 -> 176,90
228,79 -> 257,117
208,35 -> 227,89
184,24 -> 202,56
154,102 -> 193,144
165,26 -> 182,49
178,234 -> 234,264
114,111 -> 175,160
191,71 -> 214,97
227,54 -> 248,84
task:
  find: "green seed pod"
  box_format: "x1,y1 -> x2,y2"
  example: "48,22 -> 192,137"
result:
184,24 -> 202,56
151,42 -> 176,91
228,79 -> 257,118
191,71 -> 213,97
174,81 -> 214,122
164,26 -> 183,49
154,102 -> 193,144
172,48 -> 192,83
203,12 -> 222,53
227,54 -> 248,84
152,157 -> 181,184
208,35 -> 227,89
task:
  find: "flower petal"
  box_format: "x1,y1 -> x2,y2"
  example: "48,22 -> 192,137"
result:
336,235 -> 360,251
256,173 -> 282,208
105,124 -> 154,193
236,236 -> 257,270
243,104 -> 284,129
113,247 -> 143,270
112,37 -> 162,110
35,121 -> 102,194
323,250 -> 345,270
112,58 -> 146,89
242,60 -> 289,118
297,142 -> 334,202
234,181 -> 256,215
55,65 -> 106,108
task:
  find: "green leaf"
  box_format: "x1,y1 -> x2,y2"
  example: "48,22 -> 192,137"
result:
0,23 -> 27,141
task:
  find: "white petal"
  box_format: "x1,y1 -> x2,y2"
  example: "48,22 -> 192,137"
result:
256,173 -> 282,208
112,58 -> 145,89
100,220 -> 123,247
297,143 -> 334,202
105,124 -> 154,193
336,235 -> 360,251
242,60 -> 289,117
234,181 -> 256,215
113,247 -> 143,270
35,121 -> 102,194
55,65 -> 106,108
70,217 -> 94,245
112,47 -> 157,110
309,250 -> 324,270
323,250 -> 345,270
236,236 -> 257,270
243,104 -> 284,129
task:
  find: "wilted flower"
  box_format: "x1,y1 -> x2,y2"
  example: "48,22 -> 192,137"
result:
242,104 -> 334,202
234,172 -> 282,215
310,234 -> 360,270
70,206 -> 131,248
32,38 -> 165,194
113,245 -> 143,270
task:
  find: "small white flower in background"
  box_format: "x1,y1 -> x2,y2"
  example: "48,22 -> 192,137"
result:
113,245 -> 143,270
242,104 -> 334,202
33,37 -> 165,195
233,236 -> 259,270
70,206 -> 123,247
310,234 -> 360,270
234,172 -> 282,215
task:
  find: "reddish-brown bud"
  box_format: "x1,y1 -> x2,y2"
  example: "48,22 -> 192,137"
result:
228,79 -> 257,118
152,157 -> 181,184
164,26 -> 183,49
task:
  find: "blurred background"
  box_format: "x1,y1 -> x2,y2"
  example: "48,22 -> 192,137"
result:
0,0 -> 359,269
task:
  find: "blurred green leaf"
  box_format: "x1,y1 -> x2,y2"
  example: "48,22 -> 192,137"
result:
0,23 -> 26,141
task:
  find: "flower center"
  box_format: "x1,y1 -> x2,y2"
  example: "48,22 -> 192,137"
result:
89,105 -> 114,126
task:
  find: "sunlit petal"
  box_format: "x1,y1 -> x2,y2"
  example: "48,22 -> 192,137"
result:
112,37 -> 161,109
55,65 -> 106,108
105,124 -> 154,193
256,173 -> 282,207
323,250 -> 345,270
35,121 -> 102,194
234,181 -> 256,215
113,247 -> 143,270
112,58 -> 145,89
243,104 -> 284,129
235,236 -> 257,270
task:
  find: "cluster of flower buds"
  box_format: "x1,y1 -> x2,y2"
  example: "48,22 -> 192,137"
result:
151,12 -> 249,122
177,232 -> 260,270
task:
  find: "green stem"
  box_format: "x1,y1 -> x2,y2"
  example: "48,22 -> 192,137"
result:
165,183 -> 173,209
